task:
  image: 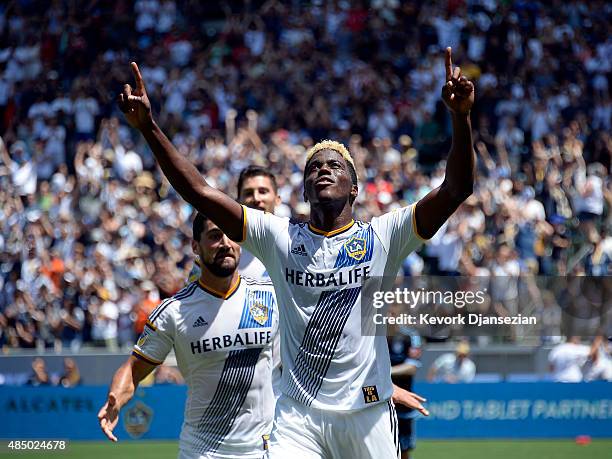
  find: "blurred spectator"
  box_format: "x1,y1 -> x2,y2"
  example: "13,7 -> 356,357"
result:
134,281 -> 160,336
26,357 -> 52,386
60,299 -> 85,352
91,293 -> 119,351
427,340 -> 476,383
58,357 -> 82,387
548,336 -> 591,382
582,336 -> 612,382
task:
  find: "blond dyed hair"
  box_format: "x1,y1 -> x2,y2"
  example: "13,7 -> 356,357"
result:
306,140 -> 355,169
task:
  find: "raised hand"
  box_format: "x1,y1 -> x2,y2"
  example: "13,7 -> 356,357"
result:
97,392 -> 120,442
117,62 -> 153,130
441,47 -> 475,115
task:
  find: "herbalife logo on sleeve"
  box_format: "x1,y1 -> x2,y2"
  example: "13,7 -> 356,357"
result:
193,316 -> 208,327
291,244 -> 307,256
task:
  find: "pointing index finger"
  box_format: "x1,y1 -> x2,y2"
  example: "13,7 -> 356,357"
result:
445,47 -> 452,81
130,62 -> 145,93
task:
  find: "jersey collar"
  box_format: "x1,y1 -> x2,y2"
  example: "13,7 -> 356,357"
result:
307,219 -> 355,237
198,275 -> 241,299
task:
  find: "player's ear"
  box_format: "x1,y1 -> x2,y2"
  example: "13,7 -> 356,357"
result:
350,184 -> 358,203
191,240 -> 199,255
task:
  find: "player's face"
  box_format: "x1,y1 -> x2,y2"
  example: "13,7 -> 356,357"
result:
239,175 -> 280,213
194,220 -> 241,277
303,150 -> 356,205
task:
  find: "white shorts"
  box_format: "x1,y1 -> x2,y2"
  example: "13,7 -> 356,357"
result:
268,395 -> 399,459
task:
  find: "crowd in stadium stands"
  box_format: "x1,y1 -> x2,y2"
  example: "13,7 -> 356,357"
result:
0,0 -> 611,352
0,357 -> 82,386
0,356 -> 184,386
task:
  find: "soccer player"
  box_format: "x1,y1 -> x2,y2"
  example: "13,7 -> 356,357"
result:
185,166 -> 282,398
117,46 -> 474,457
188,165 -> 279,283
98,213 -> 278,459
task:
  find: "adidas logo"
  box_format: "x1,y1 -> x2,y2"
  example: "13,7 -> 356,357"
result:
193,316 -> 208,327
291,244 -> 307,256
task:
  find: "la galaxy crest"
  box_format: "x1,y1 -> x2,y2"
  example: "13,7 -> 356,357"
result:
123,400 -> 153,439
249,296 -> 269,325
345,235 -> 367,261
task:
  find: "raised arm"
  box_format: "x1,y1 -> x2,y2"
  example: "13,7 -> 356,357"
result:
97,356 -> 156,441
117,63 -> 243,241
415,47 -> 475,239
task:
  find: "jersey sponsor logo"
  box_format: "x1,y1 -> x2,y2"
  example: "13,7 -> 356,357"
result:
362,385 -> 380,404
123,400 -> 153,439
190,330 -> 272,354
290,243 -> 308,256
193,316 -> 209,328
249,301 -> 269,325
285,265 -> 371,288
345,236 -> 367,261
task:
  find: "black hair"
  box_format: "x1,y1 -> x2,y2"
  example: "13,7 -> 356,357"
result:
237,165 -> 278,197
192,212 -> 208,242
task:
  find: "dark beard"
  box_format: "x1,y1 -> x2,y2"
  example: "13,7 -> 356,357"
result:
202,257 -> 236,277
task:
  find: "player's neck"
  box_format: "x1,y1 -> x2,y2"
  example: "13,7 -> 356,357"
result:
309,203 -> 354,234
198,269 -> 240,299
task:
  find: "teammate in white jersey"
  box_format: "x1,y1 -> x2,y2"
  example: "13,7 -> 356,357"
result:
117,46 -> 475,457
98,213 -> 278,459
188,165 -> 279,283
186,166 -> 281,398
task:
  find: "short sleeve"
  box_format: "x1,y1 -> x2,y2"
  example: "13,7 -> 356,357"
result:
132,301 -> 175,366
240,205 -> 289,265
371,204 -> 426,262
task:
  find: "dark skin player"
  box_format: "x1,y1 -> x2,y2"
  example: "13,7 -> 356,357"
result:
116,47 -> 475,413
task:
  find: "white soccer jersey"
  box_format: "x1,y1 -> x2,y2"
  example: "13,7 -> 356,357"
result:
186,251 -> 279,401
240,204 -> 424,411
133,276 -> 278,457
239,249 -> 269,280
